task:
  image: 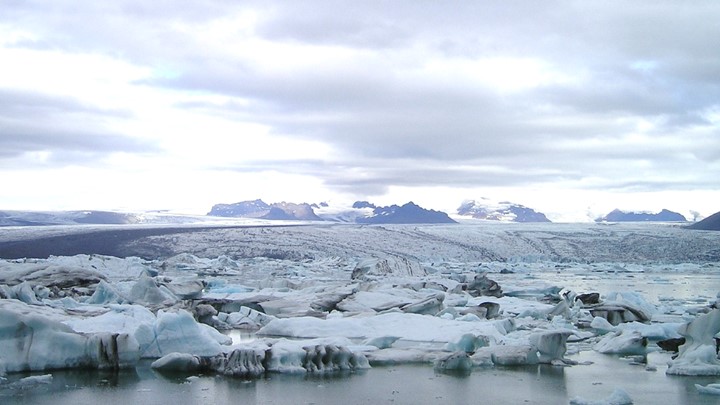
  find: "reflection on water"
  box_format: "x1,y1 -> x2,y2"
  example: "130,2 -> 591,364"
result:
2,352 -> 719,405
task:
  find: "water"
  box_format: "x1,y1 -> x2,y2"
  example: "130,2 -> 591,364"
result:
2,351 -> 718,405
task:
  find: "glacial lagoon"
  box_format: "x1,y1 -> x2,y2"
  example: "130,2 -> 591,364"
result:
1,223 -> 720,404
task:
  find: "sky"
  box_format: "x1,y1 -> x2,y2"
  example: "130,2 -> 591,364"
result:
1,1 -> 719,222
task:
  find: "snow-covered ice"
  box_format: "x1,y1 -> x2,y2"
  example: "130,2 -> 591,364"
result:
1,222 -> 719,404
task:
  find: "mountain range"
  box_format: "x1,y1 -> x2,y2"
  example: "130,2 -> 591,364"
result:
209,200 -> 456,224
456,199 -> 551,222
207,200 -> 322,221
595,209 -> 687,223
2,201 -> 714,229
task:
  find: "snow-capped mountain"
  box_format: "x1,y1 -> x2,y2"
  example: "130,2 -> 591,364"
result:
595,209 -> 687,223
208,200 -> 456,224
207,200 -> 322,221
355,202 -> 456,224
456,199 -> 551,222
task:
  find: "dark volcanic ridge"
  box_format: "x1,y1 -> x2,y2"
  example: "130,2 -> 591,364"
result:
688,210 -> 720,231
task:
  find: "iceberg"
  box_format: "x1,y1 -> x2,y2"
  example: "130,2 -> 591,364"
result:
0,301 -> 139,373
434,351 -> 473,373
695,383 -> 720,395
594,330 -> 647,355
666,308 -> 720,375
569,388 -> 633,405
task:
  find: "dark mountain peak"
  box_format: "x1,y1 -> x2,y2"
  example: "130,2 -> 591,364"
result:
357,202 -> 456,224
208,200 -> 322,221
207,200 -> 270,218
596,209 -> 687,222
687,210 -> 720,231
352,201 -> 376,209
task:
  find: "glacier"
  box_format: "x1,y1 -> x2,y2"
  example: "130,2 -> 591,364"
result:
0,222 -> 719,403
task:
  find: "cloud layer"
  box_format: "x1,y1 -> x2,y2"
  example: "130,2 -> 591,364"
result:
1,1 -> 719,217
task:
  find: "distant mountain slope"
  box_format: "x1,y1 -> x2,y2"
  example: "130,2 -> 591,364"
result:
687,210 -> 720,230
457,199 -> 551,222
207,199 -> 270,218
356,202 -> 457,224
207,200 -> 322,221
0,210 -> 141,227
596,209 -> 687,222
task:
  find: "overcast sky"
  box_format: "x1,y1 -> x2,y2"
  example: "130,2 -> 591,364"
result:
1,1 -> 718,221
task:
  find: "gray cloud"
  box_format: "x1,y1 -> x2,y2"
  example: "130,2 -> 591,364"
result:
3,1 -> 719,197
0,90 -> 156,161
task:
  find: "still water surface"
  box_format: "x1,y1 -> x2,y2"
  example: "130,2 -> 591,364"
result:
2,351 -> 718,405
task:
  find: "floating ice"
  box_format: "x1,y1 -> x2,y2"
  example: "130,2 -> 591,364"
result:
666,308 -> 720,376
86,280 -> 126,305
257,312 -> 506,343
434,351 -> 473,373
153,347 -> 267,378
2,374 -> 53,389
594,330 -> 647,355
443,333 -> 490,353
136,309 -> 229,358
363,336 -> 400,349
473,344 -> 539,366
695,383 -> 720,395
217,306 -> 276,329
128,274 -> 178,307
264,338 -> 370,374
0,301 -> 139,373
530,330 -> 573,364
569,388 -> 633,405
351,257 -> 426,281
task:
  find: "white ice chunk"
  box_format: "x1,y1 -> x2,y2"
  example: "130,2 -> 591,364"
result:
569,388 -> 633,405
4,374 -> 53,389
351,257 -> 426,280
136,309 -> 225,358
264,338 -> 369,374
150,352 -> 201,372
128,274 -> 178,306
667,308 -> 720,376
86,280 -> 126,305
0,303 -> 139,373
443,333 -> 489,353
362,336 -> 400,349
695,383 -> 720,395
473,345 -> 539,366
434,351 -> 473,373
218,306 -> 277,329
530,330 -> 573,363
257,312 -> 505,343
594,330 -> 647,355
